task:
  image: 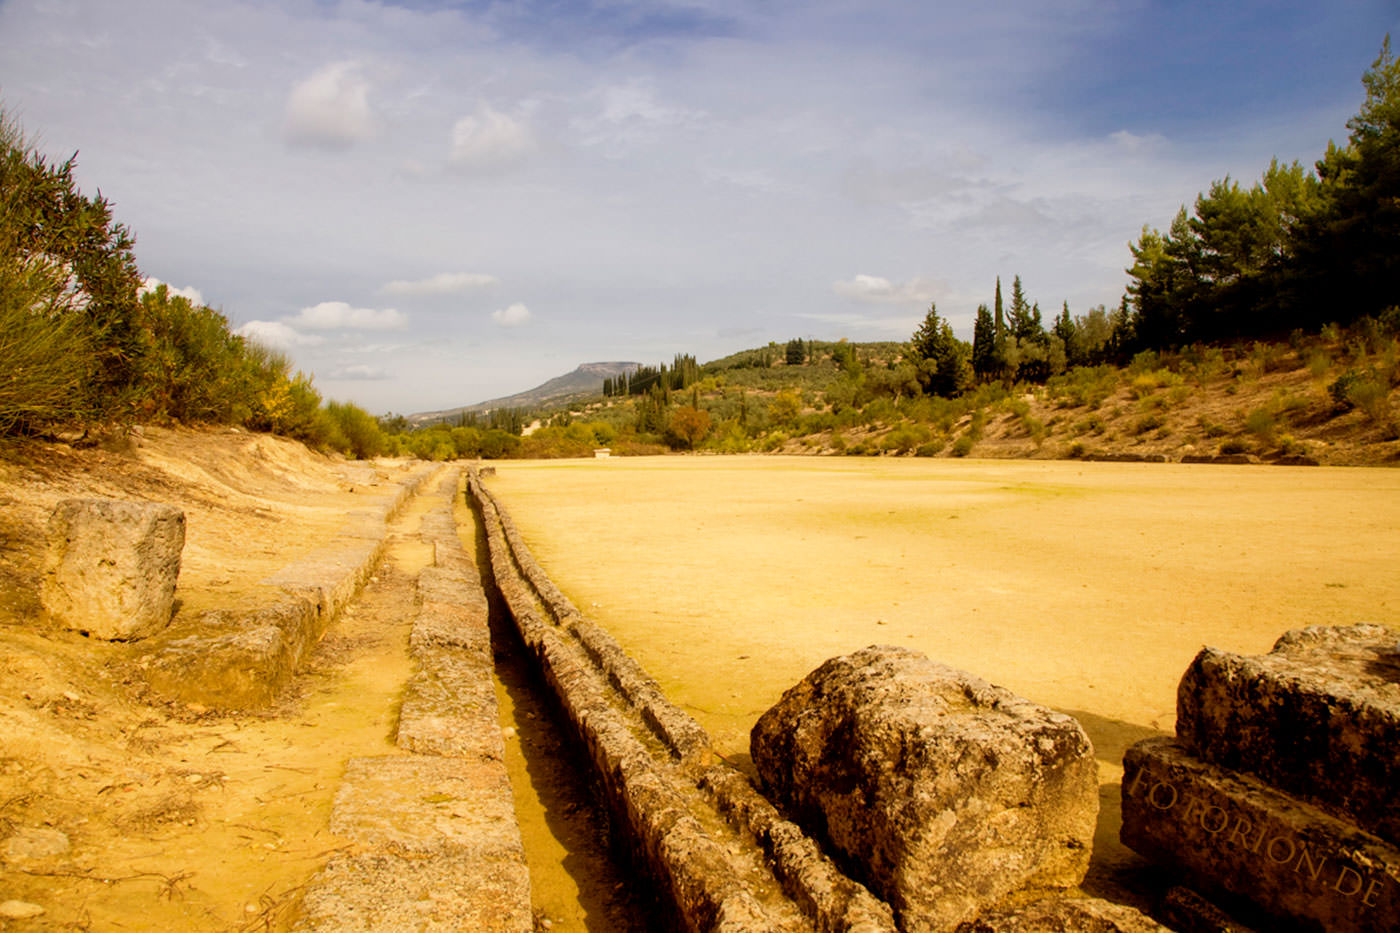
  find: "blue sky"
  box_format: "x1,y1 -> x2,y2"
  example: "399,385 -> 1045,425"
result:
2,0 -> 1395,414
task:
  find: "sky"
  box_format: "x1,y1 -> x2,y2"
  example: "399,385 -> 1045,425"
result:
2,1 -> 1396,414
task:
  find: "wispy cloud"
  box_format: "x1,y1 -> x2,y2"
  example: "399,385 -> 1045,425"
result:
235,320 -> 326,349
381,272 -> 500,296
325,363 -> 391,381
833,274 -> 942,305
287,301 -> 406,331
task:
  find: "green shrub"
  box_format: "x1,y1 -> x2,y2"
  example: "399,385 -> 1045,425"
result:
1245,406 -> 1277,444
950,435 -> 975,457
1132,413 -> 1165,435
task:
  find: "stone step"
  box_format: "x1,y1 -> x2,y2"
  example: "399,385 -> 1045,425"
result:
1175,623 -> 1400,846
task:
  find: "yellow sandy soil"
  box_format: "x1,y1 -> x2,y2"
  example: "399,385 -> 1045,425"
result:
486,455 -> 1400,891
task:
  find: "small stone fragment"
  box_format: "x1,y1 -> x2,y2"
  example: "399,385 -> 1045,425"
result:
0,900 -> 46,919
3,827 -> 71,859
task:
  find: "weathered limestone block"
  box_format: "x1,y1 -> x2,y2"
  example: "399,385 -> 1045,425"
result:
41,498 -> 184,640
751,645 -> 1098,933
396,641 -> 504,760
295,850 -> 532,932
1176,623 -> 1400,847
955,895 -> 1173,932
330,755 -> 522,858
1121,737 -> 1400,933
138,597 -> 319,708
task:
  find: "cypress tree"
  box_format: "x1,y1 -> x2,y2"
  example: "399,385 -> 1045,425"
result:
971,304 -> 996,379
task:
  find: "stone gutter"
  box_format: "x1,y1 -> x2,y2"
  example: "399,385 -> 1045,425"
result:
467,469 -> 896,933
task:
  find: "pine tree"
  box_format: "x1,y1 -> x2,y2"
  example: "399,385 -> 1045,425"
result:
908,302 -> 968,398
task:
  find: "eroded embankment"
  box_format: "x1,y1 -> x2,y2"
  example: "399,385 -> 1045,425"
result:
468,469 -> 896,933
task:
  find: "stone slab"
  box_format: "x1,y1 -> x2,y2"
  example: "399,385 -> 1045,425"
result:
330,755 -> 521,858
409,603 -> 491,655
1176,623 -> 1400,846
294,850 -> 531,932
396,644 -> 504,760
752,645 -> 1098,933
1121,737 -> 1400,933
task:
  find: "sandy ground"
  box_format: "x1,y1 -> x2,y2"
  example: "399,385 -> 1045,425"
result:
485,455 -> 1400,897
0,430 -> 430,929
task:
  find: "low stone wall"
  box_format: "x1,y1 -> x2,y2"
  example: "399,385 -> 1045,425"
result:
296,467 -> 532,931
135,463 -> 437,709
468,470 -> 896,933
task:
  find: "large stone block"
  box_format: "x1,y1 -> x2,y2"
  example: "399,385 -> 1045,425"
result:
751,645 -> 1098,933
1176,623 -> 1400,846
1121,737 -> 1400,933
41,498 -> 184,640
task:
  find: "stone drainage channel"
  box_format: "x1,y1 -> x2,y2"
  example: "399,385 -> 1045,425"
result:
467,469 -> 896,933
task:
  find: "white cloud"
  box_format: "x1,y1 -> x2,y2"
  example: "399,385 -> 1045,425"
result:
833,274 -> 942,305
491,303 -> 533,327
287,301 -> 406,330
282,61 -> 374,148
139,276 -> 204,305
381,272 -> 500,295
449,105 -> 534,171
234,320 -> 325,349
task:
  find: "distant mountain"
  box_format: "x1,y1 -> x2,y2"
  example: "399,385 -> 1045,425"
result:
409,361 -> 641,425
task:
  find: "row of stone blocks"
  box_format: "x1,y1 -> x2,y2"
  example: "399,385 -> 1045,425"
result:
295,469 -> 533,931
470,470 -> 1167,933
1121,623 -> 1400,932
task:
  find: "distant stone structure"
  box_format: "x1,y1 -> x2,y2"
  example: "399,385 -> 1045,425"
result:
752,645 -> 1099,933
1122,623 -> 1400,932
41,498 -> 185,641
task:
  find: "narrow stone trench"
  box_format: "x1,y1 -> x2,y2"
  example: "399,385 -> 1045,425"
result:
456,488 -> 659,932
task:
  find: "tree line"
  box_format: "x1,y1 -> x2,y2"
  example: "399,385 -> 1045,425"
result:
902,38 -> 1399,400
